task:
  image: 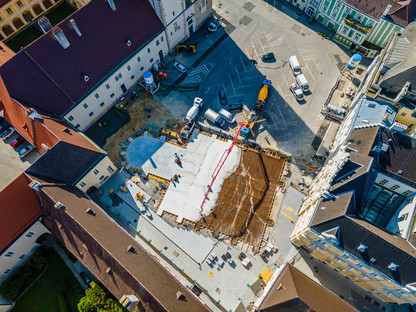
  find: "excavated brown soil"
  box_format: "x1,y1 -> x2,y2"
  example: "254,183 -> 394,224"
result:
196,150 -> 285,251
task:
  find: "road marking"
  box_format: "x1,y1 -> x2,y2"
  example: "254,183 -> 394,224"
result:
262,9 -> 268,14
205,86 -> 211,94
182,63 -> 215,85
281,211 -> 296,223
286,206 -> 294,213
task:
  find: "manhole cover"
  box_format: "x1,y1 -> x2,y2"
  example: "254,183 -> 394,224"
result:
243,2 -> 255,11
239,15 -> 252,26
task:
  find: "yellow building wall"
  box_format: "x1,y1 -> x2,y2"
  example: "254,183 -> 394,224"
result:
396,106 -> 416,127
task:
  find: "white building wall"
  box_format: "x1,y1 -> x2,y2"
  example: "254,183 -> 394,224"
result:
76,156 -> 116,192
0,221 -> 50,283
374,172 -> 416,196
64,32 -> 168,132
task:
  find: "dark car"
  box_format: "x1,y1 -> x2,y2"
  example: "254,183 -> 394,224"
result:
10,136 -> 24,148
228,103 -> 243,111
218,90 -> 227,106
261,52 -> 275,61
79,272 -> 91,285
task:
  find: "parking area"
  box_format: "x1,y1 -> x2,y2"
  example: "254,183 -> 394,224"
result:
0,119 -> 41,190
155,0 -> 350,158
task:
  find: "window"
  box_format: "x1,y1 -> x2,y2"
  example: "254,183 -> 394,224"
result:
378,179 -> 388,186
388,262 -> 399,271
68,115 -> 74,122
118,73 -> 122,79
105,84 -> 110,89
140,66 -> 144,71
130,75 -> 135,80
156,40 -> 160,46
341,27 -> 348,34
3,269 -> 12,275
403,190 -> 413,196
6,8 -> 13,15
107,166 -> 114,173
100,102 -> 104,107
25,232 -> 36,238
115,76 -> 119,82
75,124 -> 80,129
356,14 -> 362,21
391,185 -> 400,191
323,5 -> 328,12
150,58 -> 154,63
17,1 -> 23,7
83,103 -> 88,109
110,93 -> 115,98
89,112 -> 94,117
127,65 -> 131,71
99,175 -> 105,181
345,7 -> 351,14
147,48 -> 151,54
353,34 -> 361,41
172,11 -> 175,16
331,9 -> 338,18
137,56 -> 141,62
399,213 -> 409,222
367,21 -> 373,27
4,252 -> 15,258
94,93 -> 99,99
161,36 -> 164,42
80,182 -> 86,188
19,254 -> 27,260
93,169 -> 99,175
336,1 -> 341,8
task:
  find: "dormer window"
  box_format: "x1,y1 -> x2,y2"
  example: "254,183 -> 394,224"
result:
388,262 -> 399,271
357,243 -> 367,252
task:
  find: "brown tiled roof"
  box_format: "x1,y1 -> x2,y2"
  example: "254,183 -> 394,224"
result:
386,0 -> 416,26
311,193 -> 355,227
33,178 -> 210,312
343,0 -> 403,20
259,264 -> 358,312
0,0 -> 164,116
347,126 -> 379,155
0,174 -> 41,252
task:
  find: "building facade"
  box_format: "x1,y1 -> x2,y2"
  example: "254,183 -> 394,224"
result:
305,0 -> 322,17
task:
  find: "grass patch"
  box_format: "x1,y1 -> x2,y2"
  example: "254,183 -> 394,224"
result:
12,248 -> 83,312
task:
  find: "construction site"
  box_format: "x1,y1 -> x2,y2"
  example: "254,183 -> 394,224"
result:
118,124 -> 286,252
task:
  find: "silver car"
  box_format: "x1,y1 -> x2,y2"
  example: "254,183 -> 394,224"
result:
173,61 -> 187,73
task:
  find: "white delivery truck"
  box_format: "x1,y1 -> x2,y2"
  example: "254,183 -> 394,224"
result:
205,109 -> 227,129
183,97 -> 204,124
219,108 -> 236,124
289,56 -> 302,76
296,74 -> 309,92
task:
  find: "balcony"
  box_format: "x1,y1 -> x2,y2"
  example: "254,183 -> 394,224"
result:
343,14 -> 372,34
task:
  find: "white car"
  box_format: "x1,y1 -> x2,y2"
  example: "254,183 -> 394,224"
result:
289,83 -> 304,102
208,18 -> 221,32
173,61 -> 187,73
18,145 -> 34,159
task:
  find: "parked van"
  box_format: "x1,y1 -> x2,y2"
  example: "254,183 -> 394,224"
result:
219,109 -> 236,124
205,109 -> 227,129
289,56 -> 302,76
296,74 -> 309,92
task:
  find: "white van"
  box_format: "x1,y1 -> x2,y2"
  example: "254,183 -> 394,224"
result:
296,74 -> 309,92
219,108 -> 236,124
289,56 -> 302,76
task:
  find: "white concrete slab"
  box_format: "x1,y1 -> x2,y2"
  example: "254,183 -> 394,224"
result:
125,132 -> 185,179
157,130 -> 241,222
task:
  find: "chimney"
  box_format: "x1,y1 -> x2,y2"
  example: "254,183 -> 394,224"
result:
70,19 -> 82,37
382,4 -> 392,17
108,0 -> 116,11
53,27 -> 70,49
38,17 -> 53,33
127,245 -> 136,253
85,207 -> 96,216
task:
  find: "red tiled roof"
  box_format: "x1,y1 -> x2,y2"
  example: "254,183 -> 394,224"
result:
0,174 -> 42,252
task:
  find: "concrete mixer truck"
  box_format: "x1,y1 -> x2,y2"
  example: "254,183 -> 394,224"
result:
183,97 -> 204,124
255,79 -> 271,110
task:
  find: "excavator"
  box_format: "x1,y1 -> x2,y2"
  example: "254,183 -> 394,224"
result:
175,45 -> 196,55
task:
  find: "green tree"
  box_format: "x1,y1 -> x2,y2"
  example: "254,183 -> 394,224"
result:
77,296 -> 94,312
78,282 -> 125,312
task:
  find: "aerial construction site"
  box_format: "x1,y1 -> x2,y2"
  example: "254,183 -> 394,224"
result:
120,120 -> 286,252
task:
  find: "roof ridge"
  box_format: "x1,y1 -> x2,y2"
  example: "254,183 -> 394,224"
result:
21,48 -> 75,105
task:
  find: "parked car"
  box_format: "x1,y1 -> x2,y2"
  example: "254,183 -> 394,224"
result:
0,122 -> 9,133
261,52 -> 275,61
218,89 -> 227,106
10,136 -> 24,148
208,18 -> 221,32
228,103 -> 243,111
289,83 -> 304,102
0,127 -> 15,140
173,61 -> 187,73
79,272 -> 91,285
18,145 -> 34,159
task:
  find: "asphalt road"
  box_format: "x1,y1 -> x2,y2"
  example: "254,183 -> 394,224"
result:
157,0 -> 351,158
